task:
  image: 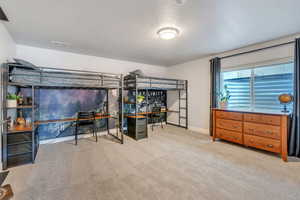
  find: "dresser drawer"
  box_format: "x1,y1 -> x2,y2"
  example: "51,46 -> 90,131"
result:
244,122 -> 280,140
216,111 -> 243,121
216,119 -> 242,132
216,128 -> 243,144
244,113 -> 281,126
244,134 -> 280,153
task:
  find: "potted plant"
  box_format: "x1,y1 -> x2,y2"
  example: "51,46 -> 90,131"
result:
137,95 -> 145,104
7,93 -> 20,108
218,85 -> 231,108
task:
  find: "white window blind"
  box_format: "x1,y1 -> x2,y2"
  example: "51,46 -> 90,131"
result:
222,62 -> 293,111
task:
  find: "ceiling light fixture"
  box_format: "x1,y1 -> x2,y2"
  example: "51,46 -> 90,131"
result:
157,27 -> 180,40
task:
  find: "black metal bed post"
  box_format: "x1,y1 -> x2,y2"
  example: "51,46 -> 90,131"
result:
135,75 -> 138,134
178,79 -> 181,127
165,90 -> 168,125
185,80 -> 188,129
1,64 -> 7,170
106,75 -> 124,144
106,88 -> 110,135
146,89 -> 149,137
31,85 -> 35,163
2,64 -> 8,170
121,74 -> 124,144
0,65 -> 3,163
116,87 -> 119,138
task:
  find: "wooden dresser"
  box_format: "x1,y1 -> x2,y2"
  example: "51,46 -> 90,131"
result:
212,108 -> 289,161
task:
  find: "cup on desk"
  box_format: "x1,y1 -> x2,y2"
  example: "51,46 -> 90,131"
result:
25,118 -> 32,126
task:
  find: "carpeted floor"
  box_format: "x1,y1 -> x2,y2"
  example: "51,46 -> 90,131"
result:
4,126 -> 300,200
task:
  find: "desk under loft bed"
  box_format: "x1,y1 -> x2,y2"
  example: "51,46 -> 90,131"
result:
0,63 -> 124,169
124,75 -> 188,140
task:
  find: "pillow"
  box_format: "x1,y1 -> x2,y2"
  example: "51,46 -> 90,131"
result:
129,69 -> 145,77
13,58 -> 38,70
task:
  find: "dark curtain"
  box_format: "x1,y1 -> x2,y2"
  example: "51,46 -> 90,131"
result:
209,57 -> 221,136
289,38 -> 300,157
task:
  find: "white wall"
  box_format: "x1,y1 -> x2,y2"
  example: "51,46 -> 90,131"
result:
168,57 -> 211,134
8,30 -> 300,136
169,33 -> 300,134
16,45 -> 168,77
0,23 -> 16,63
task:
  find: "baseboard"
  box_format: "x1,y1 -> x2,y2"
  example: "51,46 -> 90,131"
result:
188,126 -> 209,135
40,129 -> 113,144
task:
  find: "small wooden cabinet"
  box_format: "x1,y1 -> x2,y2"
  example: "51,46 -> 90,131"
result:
212,109 -> 289,161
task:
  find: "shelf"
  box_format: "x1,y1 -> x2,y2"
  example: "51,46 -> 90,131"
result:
124,102 -> 136,104
7,82 -> 33,87
8,125 -> 33,134
7,153 -> 33,168
7,151 -> 32,158
127,115 -> 146,119
7,141 -> 32,146
6,105 -> 33,109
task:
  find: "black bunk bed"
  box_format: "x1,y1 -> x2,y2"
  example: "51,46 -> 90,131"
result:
124,74 -> 188,140
0,63 -> 124,169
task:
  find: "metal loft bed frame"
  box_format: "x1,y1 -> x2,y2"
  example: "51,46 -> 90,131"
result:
1,63 -> 124,169
124,75 -> 188,130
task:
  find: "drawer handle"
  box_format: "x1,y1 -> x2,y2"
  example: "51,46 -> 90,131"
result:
250,139 -> 254,143
267,144 -> 274,148
266,131 -> 272,134
249,128 -> 254,132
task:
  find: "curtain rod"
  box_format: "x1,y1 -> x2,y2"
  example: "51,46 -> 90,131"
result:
220,41 -> 295,60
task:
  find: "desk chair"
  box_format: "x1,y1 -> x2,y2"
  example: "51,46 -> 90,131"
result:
75,111 -> 97,145
149,107 -> 163,131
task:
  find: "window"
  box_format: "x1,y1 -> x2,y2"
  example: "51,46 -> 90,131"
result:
221,62 -> 293,111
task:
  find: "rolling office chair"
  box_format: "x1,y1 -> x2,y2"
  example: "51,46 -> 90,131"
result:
149,107 -> 164,131
75,111 -> 97,145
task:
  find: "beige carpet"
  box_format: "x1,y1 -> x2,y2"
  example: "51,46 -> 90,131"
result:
4,126 -> 300,200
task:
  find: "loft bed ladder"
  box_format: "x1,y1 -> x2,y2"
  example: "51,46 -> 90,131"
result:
178,80 -> 188,129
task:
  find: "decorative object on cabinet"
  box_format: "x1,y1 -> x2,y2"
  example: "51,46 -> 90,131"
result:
6,93 -> 20,108
17,92 -> 23,105
218,85 -> 230,109
278,93 -> 293,113
137,95 -> 145,104
212,108 -> 289,161
16,110 -> 26,128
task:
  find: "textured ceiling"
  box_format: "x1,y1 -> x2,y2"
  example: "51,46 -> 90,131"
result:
1,0 -> 300,66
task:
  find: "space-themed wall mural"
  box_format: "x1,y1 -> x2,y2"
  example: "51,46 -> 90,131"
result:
20,88 -> 118,140
37,89 -> 107,140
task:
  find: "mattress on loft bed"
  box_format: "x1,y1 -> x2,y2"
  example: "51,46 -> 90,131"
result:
10,67 -> 117,87
134,77 -> 186,90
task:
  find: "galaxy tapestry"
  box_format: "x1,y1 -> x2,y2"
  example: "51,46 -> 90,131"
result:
36,88 -> 107,140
